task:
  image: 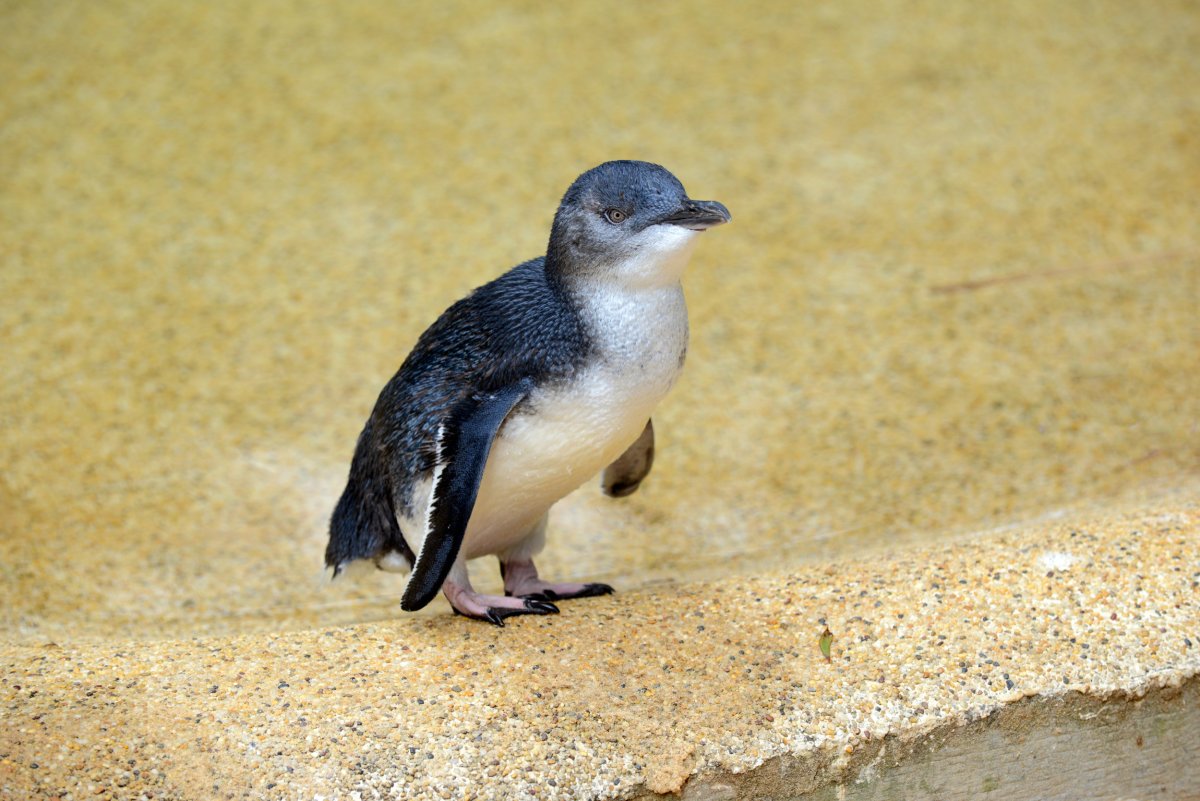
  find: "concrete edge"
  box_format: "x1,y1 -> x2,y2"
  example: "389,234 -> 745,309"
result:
635,670 -> 1200,801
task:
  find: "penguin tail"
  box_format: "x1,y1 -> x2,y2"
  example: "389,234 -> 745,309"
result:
326,446 -> 412,577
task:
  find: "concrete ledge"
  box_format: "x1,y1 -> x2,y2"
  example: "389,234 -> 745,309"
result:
669,680 -> 1200,801
3,488 -> 1197,800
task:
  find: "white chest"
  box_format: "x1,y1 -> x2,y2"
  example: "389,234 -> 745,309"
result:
580,279 -> 690,397
458,281 -> 689,556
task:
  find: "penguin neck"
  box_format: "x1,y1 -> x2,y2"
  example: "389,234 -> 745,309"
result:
547,225 -> 699,292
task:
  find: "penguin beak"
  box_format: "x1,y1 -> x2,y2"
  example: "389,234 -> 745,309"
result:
656,199 -> 732,231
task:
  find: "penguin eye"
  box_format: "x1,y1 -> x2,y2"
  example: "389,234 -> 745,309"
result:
602,208 -> 628,225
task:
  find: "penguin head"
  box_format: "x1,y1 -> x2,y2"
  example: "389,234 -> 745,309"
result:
547,160 -> 730,285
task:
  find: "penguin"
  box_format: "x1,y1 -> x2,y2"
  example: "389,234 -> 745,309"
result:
325,160 -> 731,625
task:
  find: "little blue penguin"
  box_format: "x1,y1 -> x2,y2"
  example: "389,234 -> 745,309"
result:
325,160 -> 731,625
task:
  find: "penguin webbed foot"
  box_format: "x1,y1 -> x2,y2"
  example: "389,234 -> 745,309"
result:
500,560 -> 615,602
443,581 -> 559,627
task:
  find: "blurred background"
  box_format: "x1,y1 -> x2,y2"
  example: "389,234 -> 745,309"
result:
2,0 -> 1197,643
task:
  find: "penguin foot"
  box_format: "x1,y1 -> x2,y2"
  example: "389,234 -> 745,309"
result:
444,582 -> 559,627
500,560 -> 615,602
521,583 -> 615,602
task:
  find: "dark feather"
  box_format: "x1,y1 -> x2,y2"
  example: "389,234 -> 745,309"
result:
400,379 -> 533,611
327,257 -> 591,571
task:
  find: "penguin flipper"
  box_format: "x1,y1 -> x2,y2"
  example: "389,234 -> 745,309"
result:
601,418 -> 655,498
400,378 -> 534,612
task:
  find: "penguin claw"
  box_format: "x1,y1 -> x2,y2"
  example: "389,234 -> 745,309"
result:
524,598 -> 560,615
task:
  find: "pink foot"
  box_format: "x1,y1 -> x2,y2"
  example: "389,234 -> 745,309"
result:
443,580 -> 558,627
501,560 -> 615,602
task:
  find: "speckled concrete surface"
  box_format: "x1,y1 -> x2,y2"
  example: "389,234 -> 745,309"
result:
2,490 -> 1198,799
1,0 -> 1198,798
